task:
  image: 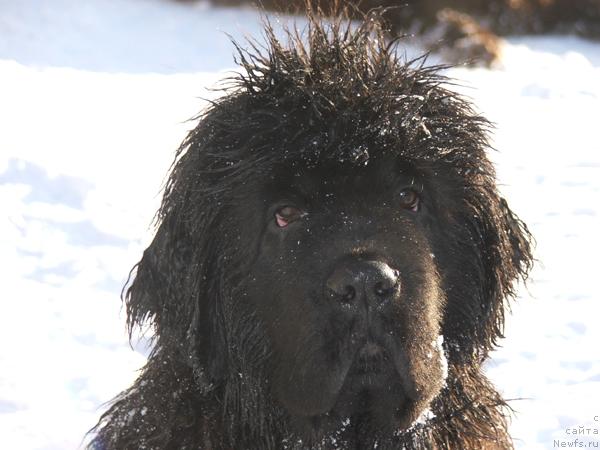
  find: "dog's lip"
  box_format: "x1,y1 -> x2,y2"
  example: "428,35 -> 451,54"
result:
348,341 -> 392,380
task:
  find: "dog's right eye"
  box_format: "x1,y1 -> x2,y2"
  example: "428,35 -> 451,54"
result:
398,188 -> 420,212
275,206 -> 305,228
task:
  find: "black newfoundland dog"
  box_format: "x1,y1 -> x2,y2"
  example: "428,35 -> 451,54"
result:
89,11 -> 532,450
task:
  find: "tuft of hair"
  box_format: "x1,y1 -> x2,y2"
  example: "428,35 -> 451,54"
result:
169,5 -> 493,195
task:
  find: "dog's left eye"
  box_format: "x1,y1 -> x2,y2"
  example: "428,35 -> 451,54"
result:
275,206 -> 305,228
398,188 -> 420,212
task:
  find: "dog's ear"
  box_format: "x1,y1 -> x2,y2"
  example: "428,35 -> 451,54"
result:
442,184 -> 533,362
482,195 -> 533,341
123,214 -> 188,338
496,197 -> 533,279
122,173 -> 229,385
466,192 -> 533,358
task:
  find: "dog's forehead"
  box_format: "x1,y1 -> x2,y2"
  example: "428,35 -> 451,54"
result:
271,155 -> 418,199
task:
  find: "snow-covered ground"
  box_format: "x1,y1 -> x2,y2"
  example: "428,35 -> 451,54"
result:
1,1 -> 599,449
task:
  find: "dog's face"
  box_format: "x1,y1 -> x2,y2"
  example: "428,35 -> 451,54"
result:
237,153 -> 447,430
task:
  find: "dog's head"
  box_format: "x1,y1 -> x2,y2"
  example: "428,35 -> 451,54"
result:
123,14 -> 532,442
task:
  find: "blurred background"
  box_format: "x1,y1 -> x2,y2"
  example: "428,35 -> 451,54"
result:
0,1 -> 599,449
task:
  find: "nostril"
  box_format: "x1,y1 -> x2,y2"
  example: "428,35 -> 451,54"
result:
325,260 -> 399,304
372,269 -> 400,298
373,281 -> 396,297
341,285 -> 356,303
373,281 -> 390,297
325,284 -> 357,303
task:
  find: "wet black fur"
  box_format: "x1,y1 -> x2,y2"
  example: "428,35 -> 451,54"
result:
88,9 -> 532,450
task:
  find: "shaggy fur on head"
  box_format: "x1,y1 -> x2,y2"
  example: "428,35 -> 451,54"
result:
88,9 -> 532,450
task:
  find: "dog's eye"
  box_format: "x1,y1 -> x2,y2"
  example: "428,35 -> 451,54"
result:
275,206 -> 305,228
398,189 -> 420,212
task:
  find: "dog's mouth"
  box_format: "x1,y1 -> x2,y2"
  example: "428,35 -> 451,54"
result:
334,341 -> 428,431
275,335 -> 442,433
346,341 -> 394,386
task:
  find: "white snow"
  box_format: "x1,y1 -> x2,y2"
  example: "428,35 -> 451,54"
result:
1,1 -> 599,449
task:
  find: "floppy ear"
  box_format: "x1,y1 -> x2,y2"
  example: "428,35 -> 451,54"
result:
461,191 -> 533,360
497,197 -> 533,277
124,214 -> 184,336
485,196 -> 533,331
440,182 -> 533,363
122,158 -> 229,387
480,194 -> 533,340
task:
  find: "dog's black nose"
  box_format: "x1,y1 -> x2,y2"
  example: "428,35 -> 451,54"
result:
325,259 -> 399,305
